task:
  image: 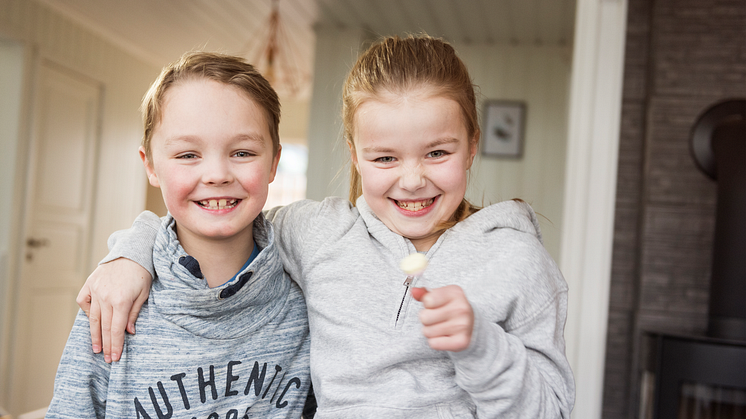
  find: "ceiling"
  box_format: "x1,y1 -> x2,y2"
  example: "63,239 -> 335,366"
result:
38,0 -> 575,98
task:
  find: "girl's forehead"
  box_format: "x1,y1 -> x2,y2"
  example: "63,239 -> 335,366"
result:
353,97 -> 470,148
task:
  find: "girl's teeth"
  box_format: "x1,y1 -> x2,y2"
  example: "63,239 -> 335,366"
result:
397,199 -> 434,211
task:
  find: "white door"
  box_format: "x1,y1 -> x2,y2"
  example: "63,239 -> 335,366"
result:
8,62 -> 101,414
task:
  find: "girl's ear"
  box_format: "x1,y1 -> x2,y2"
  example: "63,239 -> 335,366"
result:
347,139 -> 359,171
466,136 -> 478,169
139,146 -> 160,188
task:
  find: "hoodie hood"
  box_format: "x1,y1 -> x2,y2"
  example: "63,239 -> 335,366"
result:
150,213 -> 290,339
355,195 -> 543,255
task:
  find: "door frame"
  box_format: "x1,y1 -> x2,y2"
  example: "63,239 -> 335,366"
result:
0,40 -> 36,409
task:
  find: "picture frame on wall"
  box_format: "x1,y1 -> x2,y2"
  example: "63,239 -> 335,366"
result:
482,100 -> 526,158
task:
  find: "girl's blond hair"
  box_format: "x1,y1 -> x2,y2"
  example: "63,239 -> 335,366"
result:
342,35 -> 481,227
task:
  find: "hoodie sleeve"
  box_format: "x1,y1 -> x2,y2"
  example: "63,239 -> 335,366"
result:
264,199 -> 337,287
46,310 -> 111,418
443,200 -> 574,418
448,290 -> 574,418
99,211 -> 162,279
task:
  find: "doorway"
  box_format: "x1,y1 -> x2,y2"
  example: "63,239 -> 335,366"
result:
7,60 -> 102,414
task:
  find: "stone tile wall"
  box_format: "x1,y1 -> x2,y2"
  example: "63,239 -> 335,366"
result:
602,0 -> 746,417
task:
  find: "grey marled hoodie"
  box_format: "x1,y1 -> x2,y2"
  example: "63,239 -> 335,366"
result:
47,213 -> 310,418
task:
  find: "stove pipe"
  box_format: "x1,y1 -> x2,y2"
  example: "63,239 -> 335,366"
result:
690,99 -> 746,341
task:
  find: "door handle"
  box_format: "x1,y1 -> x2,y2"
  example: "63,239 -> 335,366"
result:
26,238 -> 50,248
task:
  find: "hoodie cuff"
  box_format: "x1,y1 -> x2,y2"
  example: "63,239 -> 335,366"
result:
448,310 -> 503,383
99,211 -> 160,279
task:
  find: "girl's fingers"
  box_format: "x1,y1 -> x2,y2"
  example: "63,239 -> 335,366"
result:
413,285 -> 474,352
88,298 -> 102,354
100,303 -> 113,363
109,306 -> 128,362
421,324 -> 472,344
411,287 -> 428,301
76,281 -> 92,316
425,334 -> 472,352
126,290 -> 148,335
415,285 -> 465,308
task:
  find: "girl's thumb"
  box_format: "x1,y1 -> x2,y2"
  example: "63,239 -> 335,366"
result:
411,287 -> 429,301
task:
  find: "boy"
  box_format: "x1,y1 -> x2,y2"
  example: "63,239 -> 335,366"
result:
46,52 -> 311,418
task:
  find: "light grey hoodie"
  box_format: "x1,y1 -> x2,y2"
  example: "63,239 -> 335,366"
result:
100,197 -> 574,418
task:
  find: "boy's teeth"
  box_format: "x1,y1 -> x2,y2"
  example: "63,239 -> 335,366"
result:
396,198 -> 434,212
200,199 -> 238,210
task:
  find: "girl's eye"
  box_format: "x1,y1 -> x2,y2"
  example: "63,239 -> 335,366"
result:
234,151 -> 253,158
428,150 -> 447,158
374,156 -> 396,163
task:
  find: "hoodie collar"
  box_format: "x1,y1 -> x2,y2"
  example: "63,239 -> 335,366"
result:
355,195 -> 543,257
150,213 -> 290,339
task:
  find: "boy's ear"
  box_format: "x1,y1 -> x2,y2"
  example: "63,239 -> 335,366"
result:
139,146 -> 160,188
268,144 -> 282,184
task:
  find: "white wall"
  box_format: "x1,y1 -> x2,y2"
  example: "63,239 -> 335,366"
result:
0,0 -> 160,266
305,31 -> 571,260
0,0 -> 159,406
457,44 -> 571,259
305,25 -> 368,201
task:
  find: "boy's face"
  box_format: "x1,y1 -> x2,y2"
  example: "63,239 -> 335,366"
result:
141,78 -> 280,250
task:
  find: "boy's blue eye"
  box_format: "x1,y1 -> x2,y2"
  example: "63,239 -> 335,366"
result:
428,150 -> 447,158
375,156 -> 395,163
177,153 -> 197,159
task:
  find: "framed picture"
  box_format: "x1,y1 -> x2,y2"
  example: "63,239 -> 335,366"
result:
482,100 -> 526,158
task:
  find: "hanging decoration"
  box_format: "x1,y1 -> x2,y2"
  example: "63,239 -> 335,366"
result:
242,0 -> 307,98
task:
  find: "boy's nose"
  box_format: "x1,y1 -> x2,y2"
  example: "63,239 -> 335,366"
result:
399,163 -> 426,191
202,158 -> 234,185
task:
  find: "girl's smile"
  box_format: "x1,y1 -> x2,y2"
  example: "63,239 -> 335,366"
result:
351,88 -> 477,252
393,197 -> 438,216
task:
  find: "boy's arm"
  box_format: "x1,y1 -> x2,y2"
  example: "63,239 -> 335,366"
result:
77,211 -> 160,362
46,310 -> 111,418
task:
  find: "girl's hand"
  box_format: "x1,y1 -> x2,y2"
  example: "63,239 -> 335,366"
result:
411,285 -> 474,352
76,258 -> 152,363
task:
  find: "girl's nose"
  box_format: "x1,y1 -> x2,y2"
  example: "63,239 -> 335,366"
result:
202,157 -> 234,185
399,163 -> 426,191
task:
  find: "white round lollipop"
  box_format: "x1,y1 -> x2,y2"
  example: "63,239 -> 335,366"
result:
400,253 -> 428,276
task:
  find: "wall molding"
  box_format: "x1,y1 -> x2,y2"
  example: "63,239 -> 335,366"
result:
560,0 -> 628,417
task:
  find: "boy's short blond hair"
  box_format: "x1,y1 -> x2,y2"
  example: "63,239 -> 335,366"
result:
141,51 -> 281,161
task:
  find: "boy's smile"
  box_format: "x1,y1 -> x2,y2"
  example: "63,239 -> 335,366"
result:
351,89 -> 477,252
197,198 -> 240,210
142,78 -> 280,256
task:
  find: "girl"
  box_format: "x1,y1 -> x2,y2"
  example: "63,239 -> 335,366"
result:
81,35 -> 574,417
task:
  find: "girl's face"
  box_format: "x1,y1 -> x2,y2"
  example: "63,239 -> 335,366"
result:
142,78 -> 280,253
350,89 -> 477,252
